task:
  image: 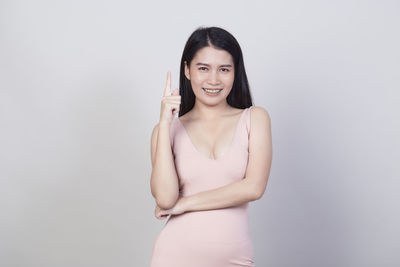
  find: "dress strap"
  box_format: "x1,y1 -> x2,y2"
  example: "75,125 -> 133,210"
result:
245,106 -> 254,136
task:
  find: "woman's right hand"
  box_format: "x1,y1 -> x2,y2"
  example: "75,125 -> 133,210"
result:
155,204 -> 169,220
160,71 -> 181,125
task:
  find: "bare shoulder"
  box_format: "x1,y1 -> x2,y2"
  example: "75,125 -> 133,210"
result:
250,106 -> 271,127
178,113 -> 189,123
248,106 -> 272,147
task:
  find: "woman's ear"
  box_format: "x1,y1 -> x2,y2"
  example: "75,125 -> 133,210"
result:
184,61 -> 190,80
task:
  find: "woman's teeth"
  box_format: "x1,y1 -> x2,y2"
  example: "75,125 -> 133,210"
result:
203,88 -> 222,93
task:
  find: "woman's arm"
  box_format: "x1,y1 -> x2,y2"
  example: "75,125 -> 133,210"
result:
150,122 -> 180,210
150,75 -> 181,210
157,107 -> 272,216
182,177 -> 260,212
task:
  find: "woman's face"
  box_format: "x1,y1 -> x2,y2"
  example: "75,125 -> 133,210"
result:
184,46 -> 235,106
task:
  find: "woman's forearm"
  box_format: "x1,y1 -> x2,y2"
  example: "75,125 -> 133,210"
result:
183,178 -> 260,212
150,121 -> 179,210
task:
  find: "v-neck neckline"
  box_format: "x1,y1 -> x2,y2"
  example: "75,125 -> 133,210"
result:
176,108 -> 248,162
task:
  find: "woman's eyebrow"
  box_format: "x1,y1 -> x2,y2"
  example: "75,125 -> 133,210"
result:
195,62 -> 233,67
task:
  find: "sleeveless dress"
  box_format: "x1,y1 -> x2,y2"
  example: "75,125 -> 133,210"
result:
150,106 -> 255,267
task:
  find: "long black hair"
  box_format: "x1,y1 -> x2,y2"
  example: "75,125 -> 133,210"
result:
178,26 -> 253,116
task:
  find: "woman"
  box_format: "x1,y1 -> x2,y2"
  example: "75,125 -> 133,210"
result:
149,26 -> 272,267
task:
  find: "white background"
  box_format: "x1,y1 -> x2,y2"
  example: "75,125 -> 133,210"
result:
1,0 -> 399,266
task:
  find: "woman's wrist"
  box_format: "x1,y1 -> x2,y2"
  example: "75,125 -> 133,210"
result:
181,196 -> 192,213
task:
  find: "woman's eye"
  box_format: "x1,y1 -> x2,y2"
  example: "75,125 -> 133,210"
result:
221,68 -> 229,72
199,67 -> 208,71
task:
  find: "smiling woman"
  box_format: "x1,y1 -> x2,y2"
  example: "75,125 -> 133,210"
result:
149,26 -> 272,267
186,48 -> 235,98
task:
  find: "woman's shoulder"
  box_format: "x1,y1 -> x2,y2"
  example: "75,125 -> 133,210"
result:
249,105 -> 270,120
247,105 -> 271,131
177,112 -> 190,123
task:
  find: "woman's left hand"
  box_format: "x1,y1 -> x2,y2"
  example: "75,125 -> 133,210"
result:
154,197 -> 188,220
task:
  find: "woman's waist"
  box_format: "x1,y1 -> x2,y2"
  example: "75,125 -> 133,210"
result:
165,207 -> 251,241
173,203 -> 248,221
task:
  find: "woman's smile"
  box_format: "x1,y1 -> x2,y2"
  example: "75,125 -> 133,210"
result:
203,88 -> 223,95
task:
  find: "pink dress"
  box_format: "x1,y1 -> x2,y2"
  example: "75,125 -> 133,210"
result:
150,106 -> 255,267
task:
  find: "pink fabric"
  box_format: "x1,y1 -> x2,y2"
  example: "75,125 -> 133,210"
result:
150,106 -> 255,267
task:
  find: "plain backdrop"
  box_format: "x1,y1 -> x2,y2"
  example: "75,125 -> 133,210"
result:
1,0 -> 399,266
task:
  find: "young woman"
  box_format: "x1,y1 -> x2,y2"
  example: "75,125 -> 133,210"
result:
149,26 -> 272,267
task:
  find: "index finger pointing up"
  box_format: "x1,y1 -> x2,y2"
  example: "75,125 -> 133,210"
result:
164,71 -> 171,96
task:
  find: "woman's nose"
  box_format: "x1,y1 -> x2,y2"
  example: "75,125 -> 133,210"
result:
207,71 -> 220,85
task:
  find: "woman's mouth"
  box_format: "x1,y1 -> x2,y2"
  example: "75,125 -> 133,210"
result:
202,88 -> 222,95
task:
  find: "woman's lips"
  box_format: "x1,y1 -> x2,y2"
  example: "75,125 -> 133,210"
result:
202,88 -> 223,95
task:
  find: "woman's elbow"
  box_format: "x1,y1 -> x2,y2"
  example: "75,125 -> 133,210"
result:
155,194 -> 179,210
249,182 -> 266,201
